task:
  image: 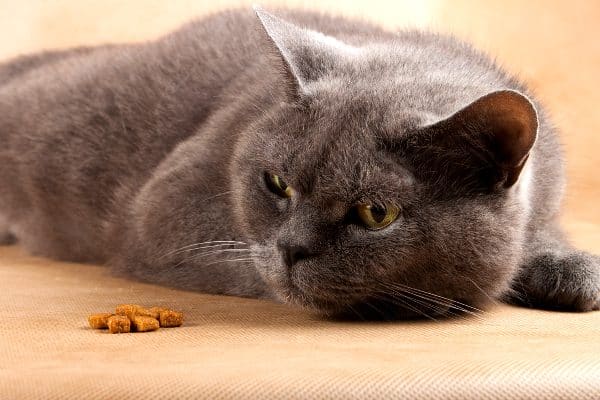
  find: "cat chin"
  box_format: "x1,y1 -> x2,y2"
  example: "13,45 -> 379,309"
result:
255,259 -> 491,320
254,257 -> 483,320
272,279 -> 379,316
288,294 -> 450,321
277,283 -> 483,321
262,273 -> 350,312
326,301 -> 451,321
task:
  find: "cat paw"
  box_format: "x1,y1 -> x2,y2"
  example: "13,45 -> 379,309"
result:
514,251 -> 600,312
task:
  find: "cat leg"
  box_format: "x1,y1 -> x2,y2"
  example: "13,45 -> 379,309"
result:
511,221 -> 600,311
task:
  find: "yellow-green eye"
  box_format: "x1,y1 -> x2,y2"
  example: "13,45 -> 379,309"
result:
356,203 -> 400,230
266,173 -> 294,198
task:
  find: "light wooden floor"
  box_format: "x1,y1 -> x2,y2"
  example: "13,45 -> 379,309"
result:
1,0 -> 598,242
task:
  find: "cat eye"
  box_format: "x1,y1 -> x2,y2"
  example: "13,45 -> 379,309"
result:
355,203 -> 400,230
265,173 -> 294,198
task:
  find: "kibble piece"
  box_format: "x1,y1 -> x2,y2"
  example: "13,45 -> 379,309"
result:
159,310 -> 184,327
132,316 -> 160,332
88,313 -> 113,329
88,305 -> 183,333
115,304 -> 143,320
138,306 -> 167,320
107,315 -> 131,334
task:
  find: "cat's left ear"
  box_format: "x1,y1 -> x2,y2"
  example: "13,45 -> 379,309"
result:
408,90 -> 538,191
254,7 -> 357,98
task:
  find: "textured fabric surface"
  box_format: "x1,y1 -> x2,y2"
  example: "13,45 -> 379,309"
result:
1,245 -> 600,399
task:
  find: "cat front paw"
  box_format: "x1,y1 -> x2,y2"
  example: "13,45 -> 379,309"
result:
514,251 -> 600,312
545,276 -> 600,312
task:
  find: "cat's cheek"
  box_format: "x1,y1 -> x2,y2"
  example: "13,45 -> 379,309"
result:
248,242 -> 290,301
228,188 -> 264,241
229,171 -> 289,243
271,197 -> 291,214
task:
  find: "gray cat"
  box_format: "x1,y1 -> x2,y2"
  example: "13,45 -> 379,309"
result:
1,8 -> 598,319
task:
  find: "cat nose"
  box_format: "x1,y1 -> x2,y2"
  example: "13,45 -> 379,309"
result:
278,243 -> 314,268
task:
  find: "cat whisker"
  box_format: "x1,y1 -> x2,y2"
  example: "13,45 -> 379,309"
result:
360,300 -> 390,320
278,271 -> 483,320
393,295 -> 446,320
379,286 -> 447,311
345,304 -> 366,321
379,283 -> 457,311
464,276 -> 499,305
203,257 -> 255,267
376,281 -> 485,320
372,293 -> 438,321
199,190 -> 236,202
387,281 -> 485,313
171,249 -> 252,268
393,289 -> 484,319
177,240 -> 246,249
384,288 -> 466,319
188,248 -> 251,258
159,240 -> 246,259
373,286 -> 448,315
169,244 -> 249,259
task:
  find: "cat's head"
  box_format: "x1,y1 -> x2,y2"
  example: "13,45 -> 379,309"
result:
230,9 -> 538,319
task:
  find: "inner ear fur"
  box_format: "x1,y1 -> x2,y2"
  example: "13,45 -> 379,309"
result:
254,7 -> 356,99
422,90 -> 538,191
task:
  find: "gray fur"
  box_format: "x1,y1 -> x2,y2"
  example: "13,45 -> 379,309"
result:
0,8 -> 597,319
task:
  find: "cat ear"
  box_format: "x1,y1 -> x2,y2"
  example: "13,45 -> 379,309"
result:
254,6 -> 357,97
418,90 -> 538,190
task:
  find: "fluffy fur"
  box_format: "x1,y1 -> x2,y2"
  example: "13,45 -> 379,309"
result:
0,8 -> 598,319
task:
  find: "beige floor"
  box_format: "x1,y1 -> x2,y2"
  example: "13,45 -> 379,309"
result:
1,245 -> 599,399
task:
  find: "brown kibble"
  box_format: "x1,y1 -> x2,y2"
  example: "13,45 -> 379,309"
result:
107,315 -> 131,334
138,306 -> 167,320
88,313 -> 112,329
115,304 -> 143,320
132,316 -> 160,332
159,310 -> 184,327
88,305 -> 183,333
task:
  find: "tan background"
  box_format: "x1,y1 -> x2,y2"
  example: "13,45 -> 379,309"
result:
1,2 -> 600,398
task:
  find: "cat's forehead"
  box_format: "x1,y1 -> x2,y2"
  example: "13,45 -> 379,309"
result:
266,81 -> 425,202
306,77 -> 438,136
303,45 -> 497,126
285,123 -> 413,203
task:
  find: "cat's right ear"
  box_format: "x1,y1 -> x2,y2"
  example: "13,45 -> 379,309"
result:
253,6 -> 358,99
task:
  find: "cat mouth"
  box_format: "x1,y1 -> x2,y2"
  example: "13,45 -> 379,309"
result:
281,278 -> 457,320
281,273 -> 371,315
282,272 -> 313,303
278,267 -> 454,319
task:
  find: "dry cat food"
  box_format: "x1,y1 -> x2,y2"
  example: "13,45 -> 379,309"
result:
132,315 -> 160,332
87,312 -> 112,329
159,309 -> 185,328
88,304 -> 184,334
107,315 -> 131,334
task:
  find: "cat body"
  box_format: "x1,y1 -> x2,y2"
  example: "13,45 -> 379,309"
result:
0,8 -> 598,318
